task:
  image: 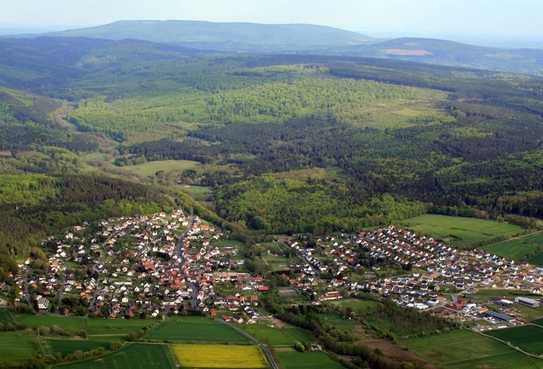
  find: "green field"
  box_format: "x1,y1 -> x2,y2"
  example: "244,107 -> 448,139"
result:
276,351 -> 345,369
487,325 -> 543,354
403,329 -> 543,369
145,317 -> 250,343
181,185 -> 211,202
0,308 -> 15,324
401,215 -> 523,248
0,332 -> 39,366
15,314 -> 86,332
14,314 -> 154,339
241,324 -> 313,346
121,160 -> 200,177
483,232 -> 543,265
329,299 -> 380,314
47,339 -> 112,355
54,343 -> 175,369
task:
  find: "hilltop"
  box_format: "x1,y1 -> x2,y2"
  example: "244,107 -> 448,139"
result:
48,19 -> 373,51
335,37 -> 543,75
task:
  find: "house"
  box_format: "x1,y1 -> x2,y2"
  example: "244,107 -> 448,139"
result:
320,291 -> 342,302
36,296 -> 50,311
515,296 -> 540,308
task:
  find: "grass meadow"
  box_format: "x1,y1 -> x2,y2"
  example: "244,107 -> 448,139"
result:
401,214 -> 522,248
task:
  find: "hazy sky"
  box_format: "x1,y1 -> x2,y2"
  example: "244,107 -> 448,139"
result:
1,0 -> 542,39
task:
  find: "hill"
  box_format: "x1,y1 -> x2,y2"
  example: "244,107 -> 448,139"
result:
335,37 -> 543,76
47,20 -> 372,51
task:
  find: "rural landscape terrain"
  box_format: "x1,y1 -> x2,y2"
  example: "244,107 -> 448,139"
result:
0,16 -> 543,369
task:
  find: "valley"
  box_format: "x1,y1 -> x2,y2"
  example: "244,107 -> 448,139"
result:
0,19 -> 543,369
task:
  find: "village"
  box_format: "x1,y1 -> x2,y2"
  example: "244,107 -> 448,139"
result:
14,209 -> 269,323
13,212 -> 543,330
284,226 -> 543,329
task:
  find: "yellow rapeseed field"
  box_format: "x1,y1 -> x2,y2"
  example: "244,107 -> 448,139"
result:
172,344 -> 268,368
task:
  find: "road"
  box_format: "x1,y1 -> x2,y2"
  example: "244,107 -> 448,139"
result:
176,215 -> 199,311
221,320 -> 281,369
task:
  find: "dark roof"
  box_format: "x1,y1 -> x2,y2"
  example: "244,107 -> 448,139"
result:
486,311 -> 514,321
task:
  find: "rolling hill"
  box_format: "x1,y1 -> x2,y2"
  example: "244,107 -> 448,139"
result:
335,37 -> 543,76
48,20 -> 373,51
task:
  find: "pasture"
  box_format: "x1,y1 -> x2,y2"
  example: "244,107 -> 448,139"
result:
54,343 -> 175,369
483,231 -> 543,265
487,325 -> 543,355
173,344 -> 267,368
400,215 -> 522,248
329,298 -> 380,314
0,331 -> 39,366
145,316 -> 250,343
241,324 -> 313,346
121,160 -> 199,178
275,352 -> 345,369
402,329 -> 543,369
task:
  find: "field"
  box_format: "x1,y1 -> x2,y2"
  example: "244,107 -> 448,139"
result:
400,215 -> 523,248
402,329 -> 543,369
483,231 -> 543,265
0,331 -> 39,366
275,352 -> 345,369
15,314 -> 86,332
121,160 -> 200,178
145,316 -> 250,343
241,324 -> 313,346
181,185 -> 211,202
329,299 -> 380,314
47,339 -> 112,355
14,314 -> 154,339
173,344 -> 267,368
0,308 -> 15,324
54,343 -> 175,369
487,325 -> 543,355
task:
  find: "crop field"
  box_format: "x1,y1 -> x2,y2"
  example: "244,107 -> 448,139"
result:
400,215 -> 522,248
275,352 -> 345,369
173,344 -> 267,368
403,329 -> 543,369
483,232 -> 543,265
145,316 -> 250,343
241,324 -> 313,346
47,339 -> 112,355
0,332 -> 39,366
487,325 -> 543,354
54,343 -> 175,369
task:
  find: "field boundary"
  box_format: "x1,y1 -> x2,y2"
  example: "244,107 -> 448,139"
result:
220,321 -> 280,369
475,328 -> 543,361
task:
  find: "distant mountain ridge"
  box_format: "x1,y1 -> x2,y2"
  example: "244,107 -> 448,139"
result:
9,20 -> 543,76
333,37 -> 543,76
48,20 -> 373,51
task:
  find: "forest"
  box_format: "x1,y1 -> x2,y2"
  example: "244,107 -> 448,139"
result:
0,38 -> 543,256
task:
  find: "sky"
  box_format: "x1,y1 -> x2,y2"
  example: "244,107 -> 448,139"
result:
1,0 -> 542,41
